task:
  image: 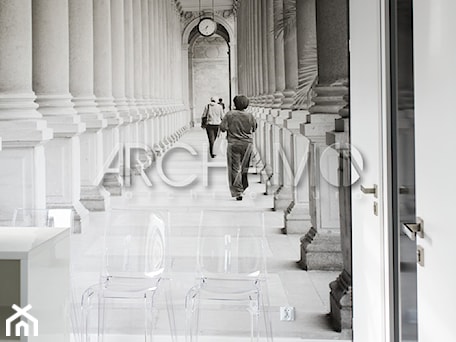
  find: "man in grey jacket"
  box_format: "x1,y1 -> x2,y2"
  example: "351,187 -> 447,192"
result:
201,96 -> 224,158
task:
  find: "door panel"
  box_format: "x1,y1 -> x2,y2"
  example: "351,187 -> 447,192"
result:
350,0 -> 389,341
413,1 -> 456,341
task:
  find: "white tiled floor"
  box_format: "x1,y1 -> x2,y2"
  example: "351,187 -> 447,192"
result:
70,128 -> 351,342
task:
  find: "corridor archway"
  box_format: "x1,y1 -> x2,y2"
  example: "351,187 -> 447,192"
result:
182,15 -> 237,124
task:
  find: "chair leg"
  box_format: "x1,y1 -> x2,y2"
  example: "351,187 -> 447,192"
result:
97,295 -> 106,342
145,291 -> 157,342
260,292 -> 273,342
81,287 -> 96,342
185,287 -> 201,342
248,294 -> 260,342
163,279 -> 178,342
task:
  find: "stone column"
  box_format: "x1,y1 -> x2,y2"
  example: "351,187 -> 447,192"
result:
259,0 -> 268,106
157,0 -> 165,103
254,0 -> 263,105
0,0 -> 52,223
124,0 -> 140,123
32,0 -> 86,230
311,0 -> 351,332
295,0 -> 317,110
93,0 -> 119,125
248,0 -> 254,99
111,0 -> 130,122
299,0 -> 348,275
281,0 -> 298,109
141,0 -> 151,113
93,0 -> 123,209
69,0 -> 109,213
272,0 -> 299,210
148,0 -> 160,159
272,0 -> 285,108
132,0 -> 149,175
282,0 -> 316,233
328,144 -> 352,332
236,1 -> 245,95
105,0 -> 130,196
132,0 -> 146,119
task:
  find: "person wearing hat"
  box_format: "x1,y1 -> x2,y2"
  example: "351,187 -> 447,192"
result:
220,95 -> 257,201
201,96 -> 224,158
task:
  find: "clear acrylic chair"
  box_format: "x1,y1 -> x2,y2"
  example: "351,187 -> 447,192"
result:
81,209 -> 176,342
185,210 -> 273,342
12,208 -> 74,228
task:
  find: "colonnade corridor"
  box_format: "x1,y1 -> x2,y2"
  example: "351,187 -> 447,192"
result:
70,128 -> 348,342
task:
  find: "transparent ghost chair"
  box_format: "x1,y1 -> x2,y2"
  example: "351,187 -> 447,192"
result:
12,208 -> 74,228
81,209 -> 176,342
185,209 -> 273,342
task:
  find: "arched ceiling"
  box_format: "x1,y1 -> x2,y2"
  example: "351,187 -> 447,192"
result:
179,0 -> 234,12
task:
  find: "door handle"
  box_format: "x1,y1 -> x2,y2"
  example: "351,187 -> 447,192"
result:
361,184 -> 378,198
401,217 -> 424,240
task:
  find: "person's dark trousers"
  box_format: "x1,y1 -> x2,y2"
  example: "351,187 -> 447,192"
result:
205,125 -> 220,157
227,142 -> 253,197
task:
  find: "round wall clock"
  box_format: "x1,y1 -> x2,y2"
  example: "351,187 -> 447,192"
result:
198,18 -> 217,37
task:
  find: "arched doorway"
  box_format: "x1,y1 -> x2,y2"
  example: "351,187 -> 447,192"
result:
182,16 -> 237,125
190,32 -> 230,123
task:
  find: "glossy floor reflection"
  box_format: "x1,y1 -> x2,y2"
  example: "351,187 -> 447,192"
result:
70,128 -> 351,341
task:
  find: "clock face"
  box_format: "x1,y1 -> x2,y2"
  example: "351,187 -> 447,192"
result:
198,18 -> 217,37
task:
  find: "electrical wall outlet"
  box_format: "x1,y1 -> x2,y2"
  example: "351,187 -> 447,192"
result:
280,306 -> 295,321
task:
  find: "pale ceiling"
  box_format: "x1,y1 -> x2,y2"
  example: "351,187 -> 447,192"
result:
179,0 -> 234,12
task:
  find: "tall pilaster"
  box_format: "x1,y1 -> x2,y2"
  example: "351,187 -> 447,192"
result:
0,0 -> 52,222
32,0 -> 86,228
69,0 -> 109,213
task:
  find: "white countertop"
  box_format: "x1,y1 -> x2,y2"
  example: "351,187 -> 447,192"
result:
0,227 -> 69,259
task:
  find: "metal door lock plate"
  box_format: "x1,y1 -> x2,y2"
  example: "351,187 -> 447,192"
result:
417,245 -> 424,267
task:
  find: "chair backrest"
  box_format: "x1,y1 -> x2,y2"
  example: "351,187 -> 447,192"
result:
197,210 -> 267,281
12,208 -> 73,228
102,209 -> 169,279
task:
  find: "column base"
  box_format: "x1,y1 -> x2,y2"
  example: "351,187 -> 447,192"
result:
329,269 -> 353,332
103,173 -> 123,196
273,185 -> 293,211
284,202 -> 312,234
281,89 -> 296,110
266,183 -> 280,196
299,227 -> 343,271
272,91 -> 284,109
46,201 -> 88,234
80,185 -> 110,211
